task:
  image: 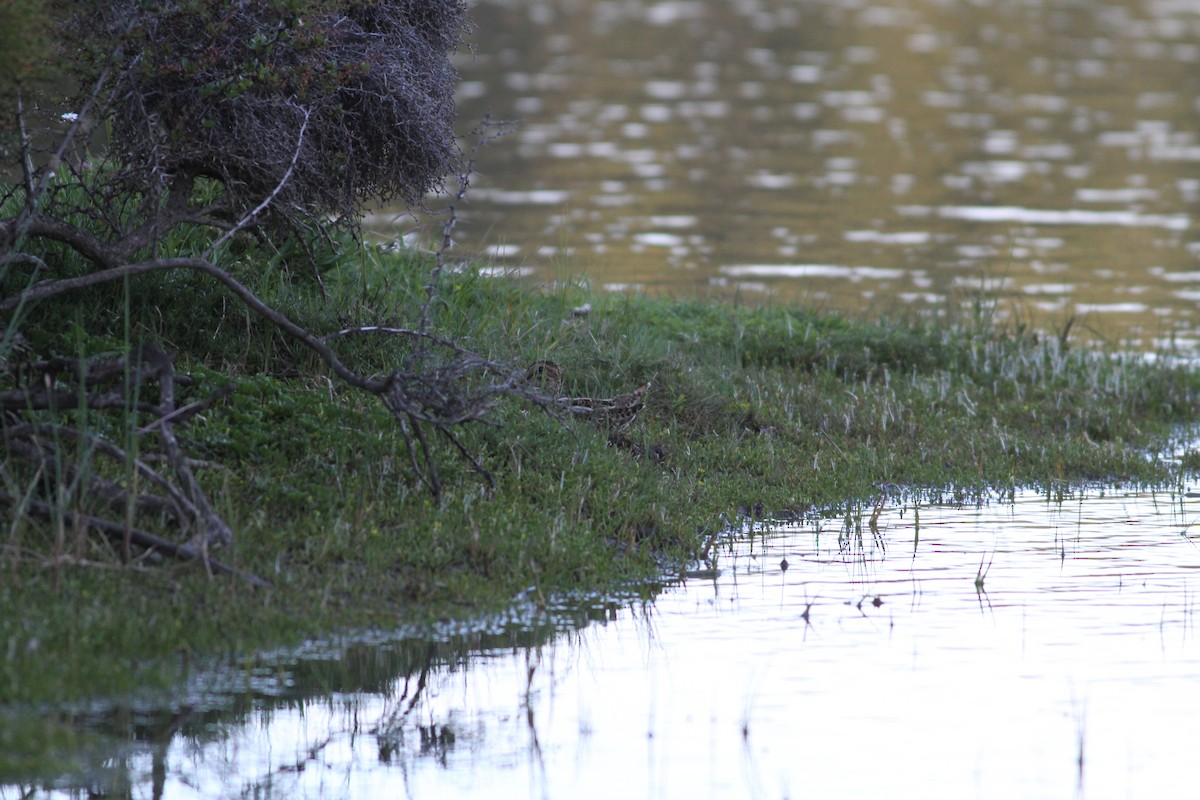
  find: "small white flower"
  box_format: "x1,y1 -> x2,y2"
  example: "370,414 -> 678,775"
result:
60,112 -> 79,123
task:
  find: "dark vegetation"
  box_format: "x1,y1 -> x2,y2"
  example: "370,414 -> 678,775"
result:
68,0 -> 466,233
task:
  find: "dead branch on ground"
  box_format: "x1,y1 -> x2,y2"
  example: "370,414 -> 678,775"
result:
0,343 -> 262,584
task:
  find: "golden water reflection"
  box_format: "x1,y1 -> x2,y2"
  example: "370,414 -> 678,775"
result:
370,0 -> 1200,350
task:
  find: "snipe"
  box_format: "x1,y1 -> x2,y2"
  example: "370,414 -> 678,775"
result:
524,360 -> 650,430
524,359 -> 564,393
562,382 -> 651,430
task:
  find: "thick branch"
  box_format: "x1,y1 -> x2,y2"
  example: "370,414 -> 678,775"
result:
1,214 -> 126,268
1,201 -> 238,273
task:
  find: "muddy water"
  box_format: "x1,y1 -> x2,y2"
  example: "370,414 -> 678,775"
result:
14,485 -> 1200,799
369,0 -> 1200,350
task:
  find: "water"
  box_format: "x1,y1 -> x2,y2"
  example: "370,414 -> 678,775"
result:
370,0 -> 1200,350
13,485 -> 1200,799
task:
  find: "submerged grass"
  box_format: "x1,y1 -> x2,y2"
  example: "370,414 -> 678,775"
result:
3,241 -> 1200,720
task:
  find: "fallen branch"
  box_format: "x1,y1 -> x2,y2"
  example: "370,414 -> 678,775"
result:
0,492 -> 271,588
2,346 -> 237,558
143,344 -> 233,551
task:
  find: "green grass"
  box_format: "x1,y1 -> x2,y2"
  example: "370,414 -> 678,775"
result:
2,237 -> 1199,721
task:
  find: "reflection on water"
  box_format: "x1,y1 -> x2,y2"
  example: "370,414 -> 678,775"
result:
371,0 -> 1200,350
12,485 -> 1200,799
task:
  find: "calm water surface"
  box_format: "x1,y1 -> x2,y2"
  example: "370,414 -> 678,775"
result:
373,0 -> 1200,349
14,485 -> 1200,799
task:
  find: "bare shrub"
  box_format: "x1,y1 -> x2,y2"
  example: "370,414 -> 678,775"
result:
69,0 -> 470,234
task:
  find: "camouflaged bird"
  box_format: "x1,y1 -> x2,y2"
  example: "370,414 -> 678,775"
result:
524,360 -> 650,430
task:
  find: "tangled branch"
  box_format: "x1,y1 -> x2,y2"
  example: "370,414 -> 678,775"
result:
0,345 -> 264,585
69,0 -> 470,235
1,246 -> 563,504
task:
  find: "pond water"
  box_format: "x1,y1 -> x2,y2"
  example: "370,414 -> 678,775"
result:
370,0 -> 1200,350
12,484 -> 1200,799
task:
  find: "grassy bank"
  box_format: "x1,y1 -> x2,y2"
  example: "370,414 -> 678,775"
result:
3,241 -> 1200,718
